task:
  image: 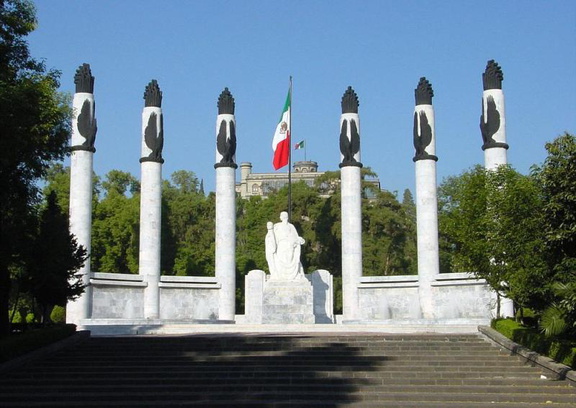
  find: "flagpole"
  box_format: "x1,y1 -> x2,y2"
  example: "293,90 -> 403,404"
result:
288,76 -> 293,221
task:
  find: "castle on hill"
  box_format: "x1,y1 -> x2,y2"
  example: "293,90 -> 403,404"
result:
236,160 -> 381,198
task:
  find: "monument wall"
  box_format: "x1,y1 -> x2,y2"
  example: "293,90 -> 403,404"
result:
89,273 -> 220,321
358,276 -> 420,320
357,273 -> 495,322
91,278 -> 145,319
432,273 -> 495,319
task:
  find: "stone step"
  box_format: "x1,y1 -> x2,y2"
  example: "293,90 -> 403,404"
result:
35,341 -> 495,348
75,334 -> 486,341
80,334 -> 485,340
34,348 -> 525,359
56,345 -> 499,351
73,336 -> 491,344
0,375 -> 565,388
2,383 -> 574,395
1,372 -> 564,391
15,358 -> 544,372
35,358 -> 530,369
51,349 -> 509,358
2,402 -> 575,408
4,370 -> 549,383
55,345 -> 504,353
78,345 -> 502,351
0,333 -> 574,408
89,342 -> 494,348
0,389 -> 574,404
83,323 -> 490,336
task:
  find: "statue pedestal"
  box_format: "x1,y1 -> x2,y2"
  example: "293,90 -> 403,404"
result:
244,270 -> 334,324
262,279 -> 315,324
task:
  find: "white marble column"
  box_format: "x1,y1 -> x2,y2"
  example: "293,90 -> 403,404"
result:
339,86 -> 363,321
413,77 -> 439,320
214,88 -> 237,321
139,80 -> 164,319
67,64 -> 97,326
481,60 -> 514,318
341,166 -> 362,320
481,60 -> 509,170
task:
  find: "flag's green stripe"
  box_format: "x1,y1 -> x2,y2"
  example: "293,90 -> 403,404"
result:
278,89 -> 291,122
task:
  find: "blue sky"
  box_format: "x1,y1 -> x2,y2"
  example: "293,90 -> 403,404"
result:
29,1 -> 576,196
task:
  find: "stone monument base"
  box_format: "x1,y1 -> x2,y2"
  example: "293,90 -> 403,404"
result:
244,270 -> 334,324
262,279 -> 314,324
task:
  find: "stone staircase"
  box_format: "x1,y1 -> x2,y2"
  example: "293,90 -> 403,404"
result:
0,333 -> 574,407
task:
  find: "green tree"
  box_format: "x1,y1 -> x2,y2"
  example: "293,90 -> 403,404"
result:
43,163 -> 101,216
538,133 -> 576,282
314,169 -> 416,277
0,0 -> 72,336
236,195 -> 275,277
43,163 -> 71,213
170,169 -> 199,194
363,189 -> 415,276
401,189 -> 416,223
438,165 -> 547,315
484,167 -> 546,311
101,169 -> 140,196
536,133 -> 576,336
401,189 -> 418,273
162,171 -> 215,276
24,192 -> 87,323
91,171 -> 140,273
438,166 -> 489,273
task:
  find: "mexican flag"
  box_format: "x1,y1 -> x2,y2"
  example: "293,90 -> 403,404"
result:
272,88 -> 291,170
294,140 -> 304,150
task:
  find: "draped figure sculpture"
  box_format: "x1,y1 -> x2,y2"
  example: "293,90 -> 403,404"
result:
265,212 -> 305,281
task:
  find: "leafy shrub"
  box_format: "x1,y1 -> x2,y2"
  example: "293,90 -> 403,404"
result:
50,306 -> 66,323
10,312 -> 35,324
492,318 -> 576,368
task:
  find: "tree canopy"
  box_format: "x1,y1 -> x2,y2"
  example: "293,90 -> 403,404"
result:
0,0 -> 73,336
534,133 -> 576,336
439,165 -> 547,313
537,133 -> 576,281
24,192 -> 87,323
438,133 -> 576,334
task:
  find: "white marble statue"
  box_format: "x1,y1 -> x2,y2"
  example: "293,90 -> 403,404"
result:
265,211 -> 305,281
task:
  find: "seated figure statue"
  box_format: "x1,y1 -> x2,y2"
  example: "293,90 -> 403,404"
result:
265,211 -> 305,281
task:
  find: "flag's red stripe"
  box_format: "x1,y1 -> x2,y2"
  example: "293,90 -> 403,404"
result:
273,134 -> 290,170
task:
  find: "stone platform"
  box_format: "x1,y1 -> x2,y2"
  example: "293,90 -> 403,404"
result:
79,318 -> 491,336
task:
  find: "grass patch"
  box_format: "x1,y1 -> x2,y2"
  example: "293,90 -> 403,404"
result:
0,324 -> 77,363
492,318 -> 576,368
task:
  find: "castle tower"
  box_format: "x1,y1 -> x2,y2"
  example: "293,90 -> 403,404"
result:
239,162 -> 252,197
413,77 -> 439,319
214,88 -> 237,321
67,63 -> 97,326
339,86 -> 363,321
139,80 -> 164,319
